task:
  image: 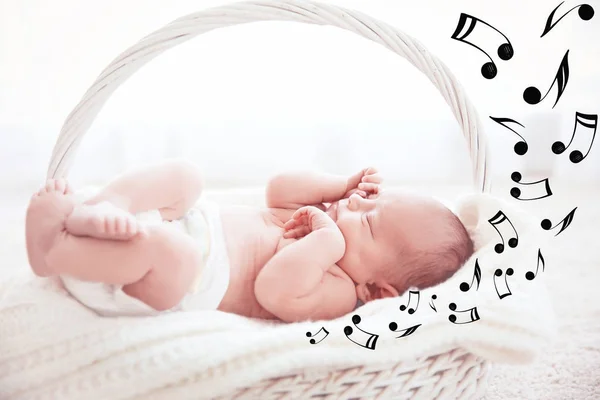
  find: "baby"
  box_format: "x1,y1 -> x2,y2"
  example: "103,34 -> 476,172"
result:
25,160 -> 474,322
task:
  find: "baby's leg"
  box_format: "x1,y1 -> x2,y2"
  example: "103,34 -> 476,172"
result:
26,182 -> 201,310
66,159 -> 204,239
85,159 -> 204,220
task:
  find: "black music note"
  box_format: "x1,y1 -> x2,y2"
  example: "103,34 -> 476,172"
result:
460,259 -> 482,292
523,50 -> 569,108
488,210 -> 519,253
448,303 -> 481,325
306,327 -> 329,345
541,1 -> 595,37
399,290 -> 420,314
526,249 -> 546,281
510,172 -> 553,201
493,268 -> 514,299
344,314 -> 378,350
490,116 -> 528,155
541,207 -> 577,236
450,13 -> 514,79
429,294 -> 438,312
552,112 -> 597,164
388,322 -> 422,339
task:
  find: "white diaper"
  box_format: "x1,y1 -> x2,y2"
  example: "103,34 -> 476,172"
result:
60,199 -> 231,317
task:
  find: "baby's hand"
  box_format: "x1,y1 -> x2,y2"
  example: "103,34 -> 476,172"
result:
283,206 -> 339,239
344,167 -> 382,199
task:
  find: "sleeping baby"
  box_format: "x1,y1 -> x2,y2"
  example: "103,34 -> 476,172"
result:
25,160 -> 474,322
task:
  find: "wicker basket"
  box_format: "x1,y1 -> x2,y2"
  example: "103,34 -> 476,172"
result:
46,1 -> 492,399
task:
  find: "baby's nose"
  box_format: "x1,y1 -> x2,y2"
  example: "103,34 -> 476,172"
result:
348,193 -> 364,210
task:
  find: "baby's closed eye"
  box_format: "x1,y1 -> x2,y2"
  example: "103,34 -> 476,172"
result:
364,214 -> 374,235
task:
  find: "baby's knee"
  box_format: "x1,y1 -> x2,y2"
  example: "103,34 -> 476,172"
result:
167,159 -> 204,191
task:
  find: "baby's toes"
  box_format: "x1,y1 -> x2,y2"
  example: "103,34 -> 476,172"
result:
53,179 -> 67,194
102,215 -> 116,236
120,215 -> 138,236
105,216 -> 126,239
44,179 -> 60,193
110,215 -> 138,239
126,216 -> 140,236
54,178 -> 73,194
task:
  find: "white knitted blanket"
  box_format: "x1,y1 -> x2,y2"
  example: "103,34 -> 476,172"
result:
0,193 -> 557,400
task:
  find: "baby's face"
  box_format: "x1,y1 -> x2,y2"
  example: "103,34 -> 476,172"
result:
326,191 -> 445,286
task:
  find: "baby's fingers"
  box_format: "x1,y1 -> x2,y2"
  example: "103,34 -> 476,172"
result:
285,213 -> 309,228
361,173 -> 382,184
345,188 -> 367,198
291,206 -> 315,220
358,182 -> 380,193
283,226 -> 310,239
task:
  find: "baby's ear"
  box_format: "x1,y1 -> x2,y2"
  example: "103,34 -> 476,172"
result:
356,283 -> 372,303
358,282 -> 399,303
373,282 -> 398,300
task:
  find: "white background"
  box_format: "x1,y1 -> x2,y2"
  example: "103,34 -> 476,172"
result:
1,0 -> 599,192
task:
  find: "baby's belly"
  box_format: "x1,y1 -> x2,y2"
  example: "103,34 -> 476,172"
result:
216,205 -> 292,319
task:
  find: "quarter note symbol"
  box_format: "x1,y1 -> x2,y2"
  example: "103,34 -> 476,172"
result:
448,303 -> 481,325
344,314 -> 379,350
429,294 -> 438,312
388,322 -> 422,339
510,172 -> 553,201
526,249 -> 546,281
306,327 -> 329,345
450,13 -> 514,79
488,210 -> 519,253
541,1 -> 594,37
493,268 -> 514,299
541,207 -> 577,236
490,116 -> 528,155
399,290 -> 420,314
523,50 -> 570,109
552,112 -> 597,164
460,259 -> 482,292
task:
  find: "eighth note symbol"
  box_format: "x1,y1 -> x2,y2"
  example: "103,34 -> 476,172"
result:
490,116 -> 528,155
460,259 -> 482,292
429,294 -> 438,312
306,327 -> 329,345
488,210 -> 519,253
510,172 -> 553,201
448,303 -> 481,325
541,1 -> 594,37
451,13 -> 514,79
494,268 -> 514,299
344,314 -> 379,350
541,207 -> 577,236
399,290 -> 420,314
526,249 -> 546,281
388,322 -> 422,339
523,50 -> 570,109
552,112 -> 597,164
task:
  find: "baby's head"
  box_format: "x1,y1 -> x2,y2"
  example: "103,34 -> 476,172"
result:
326,189 -> 474,303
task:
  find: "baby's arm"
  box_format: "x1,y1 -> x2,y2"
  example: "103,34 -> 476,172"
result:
265,171 -> 348,210
266,168 -> 381,209
254,206 -> 357,322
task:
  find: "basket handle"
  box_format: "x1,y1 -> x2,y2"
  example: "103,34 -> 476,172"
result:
47,0 -> 491,193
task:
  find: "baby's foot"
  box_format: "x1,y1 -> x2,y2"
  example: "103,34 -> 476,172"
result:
26,179 -> 78,275
65,201 -> 143,240
31,178 -> 73,199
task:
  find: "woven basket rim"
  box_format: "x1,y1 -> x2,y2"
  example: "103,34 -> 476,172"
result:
46,0 -> 491,193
